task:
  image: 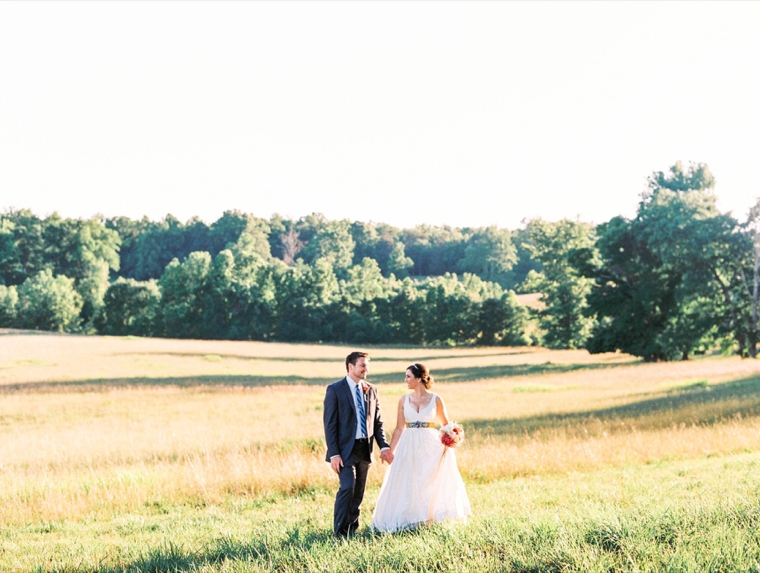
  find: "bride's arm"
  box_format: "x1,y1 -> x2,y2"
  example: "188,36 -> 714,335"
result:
435,395 -> 450,426
388,396 -> 406,453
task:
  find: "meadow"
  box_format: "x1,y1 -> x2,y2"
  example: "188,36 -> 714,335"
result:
2,331 -> 760,572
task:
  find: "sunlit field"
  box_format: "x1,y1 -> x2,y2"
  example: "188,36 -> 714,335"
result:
3,330 -> 760,572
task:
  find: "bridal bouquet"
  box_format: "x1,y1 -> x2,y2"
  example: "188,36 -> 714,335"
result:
440,422 -> 464,448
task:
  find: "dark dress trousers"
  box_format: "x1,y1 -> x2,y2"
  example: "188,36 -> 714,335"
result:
324,377 -> 390,536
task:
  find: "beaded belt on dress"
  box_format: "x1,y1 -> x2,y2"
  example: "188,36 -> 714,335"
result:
406,422 -> 434,428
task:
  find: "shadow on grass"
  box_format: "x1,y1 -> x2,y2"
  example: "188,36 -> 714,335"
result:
0,328 -> 67,336
112,526 -> 352,573
466,373 -> 760,436
0,374 -> 335,393
116,348 -> 541,363
429,361 -> 624,383
0,361 -> 631,393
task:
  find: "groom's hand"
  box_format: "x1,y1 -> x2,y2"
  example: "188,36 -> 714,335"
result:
330,456 -> 343,474
380,450 -> 393,464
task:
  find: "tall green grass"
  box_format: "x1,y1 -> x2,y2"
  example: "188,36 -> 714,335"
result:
9,454 -> 760,572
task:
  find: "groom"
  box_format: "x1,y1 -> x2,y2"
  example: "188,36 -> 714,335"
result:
323,351 -> 393,537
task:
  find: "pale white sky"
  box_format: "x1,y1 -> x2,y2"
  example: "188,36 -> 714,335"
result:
1,1 -> 758,230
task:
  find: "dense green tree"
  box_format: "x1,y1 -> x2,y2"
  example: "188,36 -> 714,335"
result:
646,160 -> 715,193
408,273 -> 510,346
386,242 -> 414,278
274,258 -> 340,341
301,220 -> 355,272
294,213 -> 327,250
233,218 -> 272,261
95,278 -> 161,336
341,258 -> 392,305
196,249 -> 276,340
0,218 -> 22,286
350,222 -> 381,263
349,221 -> 400,273
457,226 -> 517,284
113,215 -> 215,281
585,161 -> 747,360
0,209 -> 46,285
523,219 -> 596,349
478,292 -> 531,346
0,284 -> 18,326
340,297 -> 396,344
506,227 -> 543,292
208,210 -> 252,254
43,217 -> 121,326
583,216 -> 678,360
158,251 -> 212,338
388,279 -> 428,344
106,216 -> 152,279
400,225 -> 467,277
0,213 -> 119,328
15,270 -> 83,332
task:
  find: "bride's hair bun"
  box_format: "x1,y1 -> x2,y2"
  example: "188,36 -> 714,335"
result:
407,363 -> 433,389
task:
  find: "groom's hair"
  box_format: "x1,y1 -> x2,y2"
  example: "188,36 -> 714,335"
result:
346,351 -> 369,372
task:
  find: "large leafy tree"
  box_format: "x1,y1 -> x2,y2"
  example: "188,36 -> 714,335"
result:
274,258 -> 340,342
95,278 -> 161,336
522,218 -> 597,349
583,216 -> 679,360
199,249 -> 277,341
478,292 -> 530,346
0,212 -> 120,329
457,226 -> 517,284
400,225 -> 467,276
0,209 -> 46,285
15,270 -> 83,332
0,284 -> 18,326
112,215 -> 212,281
385,242 -> 414,278
158,251 -> 212,338
585,161 -> 748,360
301,220 -> 355,273
43,216 -> 121,327
341,258 -> 391,305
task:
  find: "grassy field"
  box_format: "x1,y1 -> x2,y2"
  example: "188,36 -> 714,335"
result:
2,330 -> 760,572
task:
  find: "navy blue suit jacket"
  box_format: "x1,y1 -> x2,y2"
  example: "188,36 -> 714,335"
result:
323,377 -> 390,463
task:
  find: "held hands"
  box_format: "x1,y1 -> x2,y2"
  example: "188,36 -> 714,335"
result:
331,451 -> 393,472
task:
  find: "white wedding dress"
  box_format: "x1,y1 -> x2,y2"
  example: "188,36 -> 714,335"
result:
371,393 -> 471,532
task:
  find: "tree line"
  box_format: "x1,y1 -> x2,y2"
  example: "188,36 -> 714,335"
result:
1,161 -> 758,358
0,209 -> 532,346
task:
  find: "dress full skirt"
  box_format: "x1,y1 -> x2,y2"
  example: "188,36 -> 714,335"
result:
371,394 -> 471,533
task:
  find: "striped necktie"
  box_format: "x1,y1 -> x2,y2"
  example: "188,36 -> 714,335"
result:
355,384 -> 367,438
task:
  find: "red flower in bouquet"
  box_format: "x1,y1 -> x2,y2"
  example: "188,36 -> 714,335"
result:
439,422 -> 464,448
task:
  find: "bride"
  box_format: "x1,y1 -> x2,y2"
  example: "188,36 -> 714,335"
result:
371,363 -> 471,532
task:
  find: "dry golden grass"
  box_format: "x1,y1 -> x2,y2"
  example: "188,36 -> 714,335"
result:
2,330 -> 760,527
515,292 -> 545,310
